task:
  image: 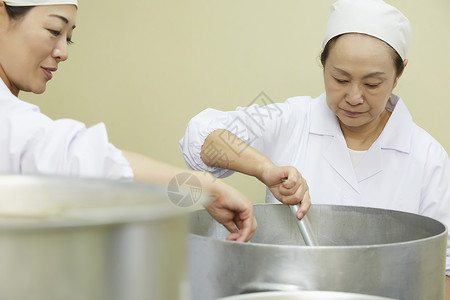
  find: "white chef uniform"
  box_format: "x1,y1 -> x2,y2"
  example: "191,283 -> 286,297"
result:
0,78 -> 133,179
179,93 -> 450,275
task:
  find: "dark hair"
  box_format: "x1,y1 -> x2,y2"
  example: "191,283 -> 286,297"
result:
5,4 -> 34,20
320,34 -> 405,77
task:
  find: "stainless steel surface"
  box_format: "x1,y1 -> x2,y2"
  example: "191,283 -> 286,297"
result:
189,204 -> 447,300
218,291 -> 398,300
0,175 -> 190,300
289,204 -> 318,246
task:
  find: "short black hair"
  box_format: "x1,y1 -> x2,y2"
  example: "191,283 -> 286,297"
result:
5,4 -> 34,20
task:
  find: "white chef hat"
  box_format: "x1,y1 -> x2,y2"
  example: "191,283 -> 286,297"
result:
322,0 -> 411,60
3,0 -> 77,7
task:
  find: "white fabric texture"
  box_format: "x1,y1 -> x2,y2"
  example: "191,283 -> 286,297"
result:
3,0 -> 77,7
323,0 -> 411,59
348,149 -> 367,167
179,93 -> 450,275
0,79 -> 132,180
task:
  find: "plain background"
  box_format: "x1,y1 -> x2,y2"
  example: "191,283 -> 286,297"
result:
22,0 -> 450,204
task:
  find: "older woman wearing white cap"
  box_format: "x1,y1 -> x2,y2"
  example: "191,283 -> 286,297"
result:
179,0 -> 450,295
0,0 -> 257,242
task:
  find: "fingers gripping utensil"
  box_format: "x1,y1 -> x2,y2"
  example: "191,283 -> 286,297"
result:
281,178 -> 318,246
289,204 -> 318,246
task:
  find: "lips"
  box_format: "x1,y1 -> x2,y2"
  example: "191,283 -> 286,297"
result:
341,108 -> 366,117
41,66 -> 57,80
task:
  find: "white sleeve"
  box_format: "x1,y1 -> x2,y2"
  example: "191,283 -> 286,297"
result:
1,104 -> 133,180
419,142 -> 450,276
178,97 -> 310,178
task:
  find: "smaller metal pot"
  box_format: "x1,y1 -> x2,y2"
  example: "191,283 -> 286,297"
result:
0,175 -> 191,300
218,291 -> 397,300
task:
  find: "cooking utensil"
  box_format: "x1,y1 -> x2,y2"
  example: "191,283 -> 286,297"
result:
281,178 -> 318,246
289,204 -> 317,246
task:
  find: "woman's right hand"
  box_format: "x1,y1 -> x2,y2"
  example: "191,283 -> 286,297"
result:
259,164 -> 311,219
198,130 -> 311,218
203,178 -> 257,242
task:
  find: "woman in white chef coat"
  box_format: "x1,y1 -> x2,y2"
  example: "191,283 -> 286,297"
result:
179,0 -> 450,295
0,0 -> 257,242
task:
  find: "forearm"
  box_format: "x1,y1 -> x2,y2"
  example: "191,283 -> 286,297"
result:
122,150 -> 257,241
201,129 -> 273,181
201,130 -> 311,214
123,150 -> 215,191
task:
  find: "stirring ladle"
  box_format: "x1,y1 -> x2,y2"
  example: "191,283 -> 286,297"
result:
281,177 -> 318,246
290,204 -> 318,246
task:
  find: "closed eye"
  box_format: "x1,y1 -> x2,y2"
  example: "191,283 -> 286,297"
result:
333,77 -> 348,84
365,83 -> 380,88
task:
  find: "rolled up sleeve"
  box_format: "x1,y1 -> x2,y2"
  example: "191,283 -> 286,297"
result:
179,98 -> 307,178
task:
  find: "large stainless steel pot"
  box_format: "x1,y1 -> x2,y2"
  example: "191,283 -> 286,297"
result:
0,175 -> 191,300
218,291 -> 397,300
189,204 -> 448,300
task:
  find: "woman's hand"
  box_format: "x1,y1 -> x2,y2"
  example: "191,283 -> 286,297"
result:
259,164 -> 311,219
203,178 -> 257,242
122,151 -> 257,242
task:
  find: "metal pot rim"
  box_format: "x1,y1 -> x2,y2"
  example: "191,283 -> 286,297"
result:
217,290 -> 398,300
0,174 -> 192,230
190,203 -> 448,248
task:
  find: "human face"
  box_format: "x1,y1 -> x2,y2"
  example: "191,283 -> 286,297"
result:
323,34 -> 402,132
0,4 -> 77,96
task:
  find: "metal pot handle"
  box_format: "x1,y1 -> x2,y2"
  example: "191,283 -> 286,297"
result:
239,282 -> 304,294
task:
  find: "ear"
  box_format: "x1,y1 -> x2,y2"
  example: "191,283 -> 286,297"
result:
400,59 -> 408,75
393,59 -> 408,89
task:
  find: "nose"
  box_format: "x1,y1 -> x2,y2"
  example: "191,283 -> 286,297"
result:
345,83 -> 364,105
52,39 -> 69,62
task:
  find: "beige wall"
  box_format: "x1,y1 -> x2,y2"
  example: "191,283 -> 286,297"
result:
23,0 -> 450,204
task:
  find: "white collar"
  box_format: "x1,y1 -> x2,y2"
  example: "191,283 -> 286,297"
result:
310,93 -> 413,154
